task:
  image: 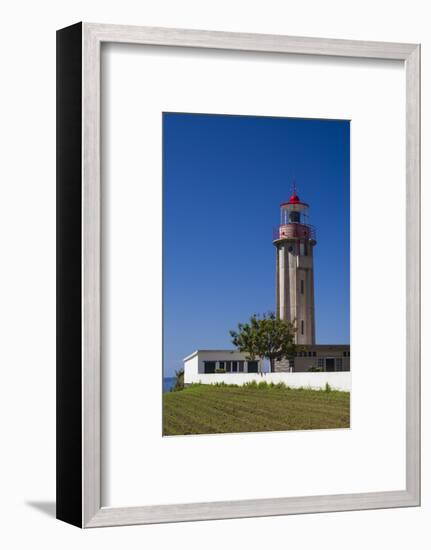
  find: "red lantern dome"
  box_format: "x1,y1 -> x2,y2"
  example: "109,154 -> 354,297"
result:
288,193 -> 301,204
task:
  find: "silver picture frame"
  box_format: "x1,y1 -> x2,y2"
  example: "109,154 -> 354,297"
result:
56,22 -> 420,528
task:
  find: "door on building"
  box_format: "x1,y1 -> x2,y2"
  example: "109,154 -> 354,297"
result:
325,358 -> 335,372
247,361 -> 258,373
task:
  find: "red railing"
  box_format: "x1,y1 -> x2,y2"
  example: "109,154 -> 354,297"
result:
273,223 -> 316,241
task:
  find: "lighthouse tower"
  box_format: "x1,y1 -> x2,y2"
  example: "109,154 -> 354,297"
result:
273,189 -> 316,345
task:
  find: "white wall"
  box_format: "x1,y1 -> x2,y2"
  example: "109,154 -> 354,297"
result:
0,2 -> 429,550
184,371 -> 352,391
183,354 -> 199,379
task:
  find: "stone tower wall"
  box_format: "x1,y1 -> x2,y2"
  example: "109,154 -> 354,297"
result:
276,239 -> 316,345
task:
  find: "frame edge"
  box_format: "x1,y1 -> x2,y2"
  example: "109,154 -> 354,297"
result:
84,22 -> 417,60
405,44 -> 421,507
84,489 -> 418,528
56,21 -> 84,528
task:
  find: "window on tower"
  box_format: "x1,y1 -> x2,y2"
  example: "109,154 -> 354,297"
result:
300,279 -> 304,294
301,320 -> 304,335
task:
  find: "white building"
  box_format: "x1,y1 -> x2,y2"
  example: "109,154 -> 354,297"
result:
183,350 -> 264,382
184,350 -> 351,391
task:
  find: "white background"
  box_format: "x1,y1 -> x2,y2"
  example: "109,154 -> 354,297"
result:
0,1 -> 428,549
103,44 -> 405,507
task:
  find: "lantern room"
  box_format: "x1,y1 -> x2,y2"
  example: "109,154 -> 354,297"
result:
273,191 -> 316,243
280,192 -> 309,224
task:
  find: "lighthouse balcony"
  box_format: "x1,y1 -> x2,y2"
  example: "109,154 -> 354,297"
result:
273,223 -> 316,242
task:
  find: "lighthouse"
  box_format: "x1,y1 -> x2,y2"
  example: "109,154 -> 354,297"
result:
273,189 -> 317,345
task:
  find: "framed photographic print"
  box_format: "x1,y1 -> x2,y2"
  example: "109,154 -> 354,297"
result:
57,23 -> 420,528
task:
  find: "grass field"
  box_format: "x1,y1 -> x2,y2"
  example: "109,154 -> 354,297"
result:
163,383 -> 350,435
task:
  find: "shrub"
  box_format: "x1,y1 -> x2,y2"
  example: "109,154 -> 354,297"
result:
325,382 -> 332,392
257,381 -> 269,389
172,369 -> 184,391
308,366 -> 323,372
244,380 -> 258,389
215,368 -> 226,373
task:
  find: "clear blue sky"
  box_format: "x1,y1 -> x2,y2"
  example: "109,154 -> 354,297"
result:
163,113 -> 350,377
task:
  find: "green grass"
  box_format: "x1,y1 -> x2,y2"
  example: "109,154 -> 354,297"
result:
163,384 -> 350,436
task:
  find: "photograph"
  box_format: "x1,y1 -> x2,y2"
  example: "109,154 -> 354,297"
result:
162,112 -> 351,435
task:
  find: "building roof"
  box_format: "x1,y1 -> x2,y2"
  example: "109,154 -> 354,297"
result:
183,346 -> 350,362
297,344 -> 350,350
183,349 -> 254,362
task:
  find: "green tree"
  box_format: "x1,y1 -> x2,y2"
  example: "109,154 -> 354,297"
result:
230,313 -> 296,373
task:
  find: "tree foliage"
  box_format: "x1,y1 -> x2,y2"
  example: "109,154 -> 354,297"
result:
230,312 -> 296,372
